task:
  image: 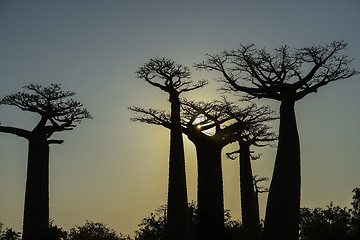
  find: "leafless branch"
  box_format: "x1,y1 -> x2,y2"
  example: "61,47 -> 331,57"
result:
136,58 -> 207,94
196,40 -> 358,101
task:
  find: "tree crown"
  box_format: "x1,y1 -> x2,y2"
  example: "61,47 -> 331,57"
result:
195,40 -> 358,101
0,83 -> 92,142
136,58 -> 207,94
130,98 -> 277,147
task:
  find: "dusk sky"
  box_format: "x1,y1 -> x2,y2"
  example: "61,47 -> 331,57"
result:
1,0 -> 360,237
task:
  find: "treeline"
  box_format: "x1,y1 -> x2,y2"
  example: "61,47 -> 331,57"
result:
129,40 -> 358,240
1,187 -> 359,240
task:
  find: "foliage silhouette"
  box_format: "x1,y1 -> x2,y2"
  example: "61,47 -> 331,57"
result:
0,223 -> 21,240
134,202 -> 245,240
135,205 -> 167,240
68,221 -> 130,240
195,40 -> 358,239
0,84 -> 92,240
299,203 -> 351,240
1,188 -> 359,239
133,58 -> 207,240
349,188 -> 360,239
299,188 -> 360,240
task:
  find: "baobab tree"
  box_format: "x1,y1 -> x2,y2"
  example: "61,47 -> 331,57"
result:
0,84 -> 92,240
195,40 -> 358,239
131,99 -> 234,240
181,99 -> 239,240
225,103 -> 277,239
134,58 -> 207,240
131,99 -> 273,240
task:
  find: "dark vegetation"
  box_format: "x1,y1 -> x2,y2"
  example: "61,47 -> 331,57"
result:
1,41 -> 359,240
1,188 -> 360,239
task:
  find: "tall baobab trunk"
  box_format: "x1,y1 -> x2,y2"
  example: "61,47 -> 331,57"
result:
196,141 -> 225,240
22,135 -> 50,240
239,141 -> 261,239
166,94 -> 191,240
263,95 -> 300,240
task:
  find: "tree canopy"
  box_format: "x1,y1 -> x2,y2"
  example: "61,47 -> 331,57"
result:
0,83 -> 92,142
136,58 -> 207,94
195,40 -> 358,101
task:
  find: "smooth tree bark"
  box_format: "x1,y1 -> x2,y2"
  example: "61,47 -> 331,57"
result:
265,92 -> 300,239
239,141 -> 259,228
133,58 -> 207,240
196,40 -> 358,239
0,84 -> 91,240
24,124 -> 51,239
167,92 -> 189,240
192,138 -> 225,240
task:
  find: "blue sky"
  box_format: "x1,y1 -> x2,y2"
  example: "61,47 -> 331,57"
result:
1,0 -> 360,236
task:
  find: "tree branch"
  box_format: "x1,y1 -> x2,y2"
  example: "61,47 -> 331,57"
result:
47,139 -> 64,144
0,125 -> 31,139
128,106 -> 172,129
197,41 -> 358,102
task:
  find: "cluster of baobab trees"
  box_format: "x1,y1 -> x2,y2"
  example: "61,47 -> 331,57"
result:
130,40 -> 358,240
0,40 -> 357,240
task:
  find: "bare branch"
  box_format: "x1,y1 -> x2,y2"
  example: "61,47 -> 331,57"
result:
128,106 -> 171,129
47,139 -> 64,144
0,125 -> 31,139
196,41 -> 358,101
0,83 -> 92,139
136,58 -> 206,94
253,175 -> 270,193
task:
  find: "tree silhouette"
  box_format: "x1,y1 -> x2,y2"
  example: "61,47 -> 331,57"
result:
299,203 -> 352,240
134,58 -> 207,240
131,99 -> 233,239
350,188 -> 360,239
134,202 -> 243,240
225,102 -> 276,240
0,84 -> 92,240
131,98 -> 274,240
195,40 -> 358,239
68,221 -> 131,240
0,223 -> 21,240
180,99 -> 239,240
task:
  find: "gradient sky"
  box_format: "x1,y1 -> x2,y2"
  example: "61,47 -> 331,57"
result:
1,0 -> 360,237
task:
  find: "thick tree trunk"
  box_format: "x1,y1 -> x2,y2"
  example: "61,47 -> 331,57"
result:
263,96 -> 301,240
239,142 -> 261,239
196,142 -> 225,240
166,94 -> 191,240
22,137 -> 50,240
